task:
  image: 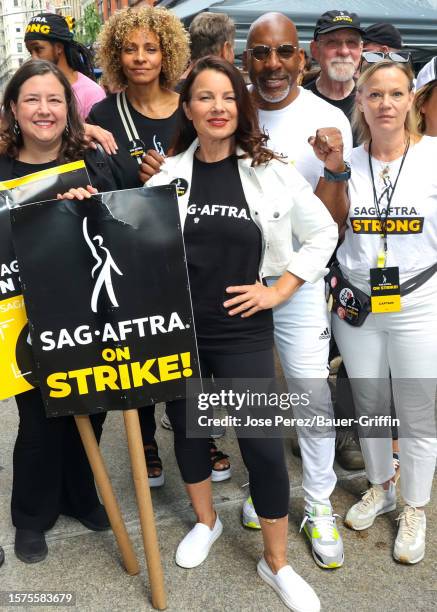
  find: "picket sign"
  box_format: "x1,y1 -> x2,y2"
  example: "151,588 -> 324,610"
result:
5,173 -> 200,610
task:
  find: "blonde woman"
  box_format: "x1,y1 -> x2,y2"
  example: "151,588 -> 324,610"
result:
332,59 -> 437,564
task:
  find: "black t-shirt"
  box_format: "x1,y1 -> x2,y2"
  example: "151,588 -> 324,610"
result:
305,79 -> 356,123
305,79 -> 359,146
88,93 -> 179,189
0,149 -> 120,192
184,155 -> 273,354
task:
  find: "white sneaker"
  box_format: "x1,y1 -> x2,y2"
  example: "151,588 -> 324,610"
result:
345,482 -> 396,530
300,505 -> 344,569
393,506 -> 426,564
242,496 -> 261,529
175,514 -> 223,568
257,557 -> 320,612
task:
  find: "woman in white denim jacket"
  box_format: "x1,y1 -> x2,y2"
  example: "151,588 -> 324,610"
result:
147,57 -> 337,612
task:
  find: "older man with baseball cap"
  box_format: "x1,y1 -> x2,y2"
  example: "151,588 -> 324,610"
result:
306,10 -> 363,125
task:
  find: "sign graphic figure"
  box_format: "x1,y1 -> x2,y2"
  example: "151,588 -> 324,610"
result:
83,217 -> 123,313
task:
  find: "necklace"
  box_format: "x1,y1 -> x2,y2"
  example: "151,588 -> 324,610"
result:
377,159 -> 394,183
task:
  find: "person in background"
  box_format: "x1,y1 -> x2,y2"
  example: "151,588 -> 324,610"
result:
306,10 -> 363,126
147,55 -> 337,612
0,59 -> 121,564
414,57 -> 437,136
334,58 -> 437,565
362,23 -> 403,53
188,12 -> 235,65
24,12 -> 116,154
24,13 -> 105,120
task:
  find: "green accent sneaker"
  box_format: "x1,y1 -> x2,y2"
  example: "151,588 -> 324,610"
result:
300,504 -> 344,569
242,496 -> 261,529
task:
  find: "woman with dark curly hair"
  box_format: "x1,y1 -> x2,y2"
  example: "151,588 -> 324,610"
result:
88,6 -> 189,190
0,59 -> 121,564
147,56 -> 337,612
88,6 -> 230,487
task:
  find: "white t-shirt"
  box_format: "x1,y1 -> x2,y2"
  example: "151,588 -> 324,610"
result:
257,87 -> 353,190
337,136 -> 437,293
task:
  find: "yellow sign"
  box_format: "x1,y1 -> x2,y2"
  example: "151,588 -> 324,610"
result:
0,159 -> 88,400
0,294 -> 33,399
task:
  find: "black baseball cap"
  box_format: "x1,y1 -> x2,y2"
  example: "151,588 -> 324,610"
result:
314,10 -> 364,39
25,13 -> 74,44
363,23 -> 403,49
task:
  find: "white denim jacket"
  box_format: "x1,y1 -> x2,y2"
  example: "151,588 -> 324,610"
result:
146,139 -> 338,284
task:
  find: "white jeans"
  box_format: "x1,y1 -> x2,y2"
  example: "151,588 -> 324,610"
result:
268,278 -> 336,509
332,276 -> 437,507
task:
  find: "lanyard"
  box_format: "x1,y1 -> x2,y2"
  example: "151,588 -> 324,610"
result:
368,137 -> 410,267
116,91 -> 144,166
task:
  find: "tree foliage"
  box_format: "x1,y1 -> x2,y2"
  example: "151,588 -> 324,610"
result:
77,4 -> 101,46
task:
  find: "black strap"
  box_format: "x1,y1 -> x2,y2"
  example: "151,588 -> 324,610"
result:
400,263 -> 437,296
368,138 -> 410,263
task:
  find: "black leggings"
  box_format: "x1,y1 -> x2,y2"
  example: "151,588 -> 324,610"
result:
166,349 -> 289,520
12,388 -> 106,531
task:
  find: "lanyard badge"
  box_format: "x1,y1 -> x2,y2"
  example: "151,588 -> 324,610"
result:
368,138 -> 409,313
370,266 -> 401,312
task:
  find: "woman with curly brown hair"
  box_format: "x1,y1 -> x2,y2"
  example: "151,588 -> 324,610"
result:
147,56 -> 337,612
88,6 -> 189,190
0,59 -> 121,564
88,6 -> 231,487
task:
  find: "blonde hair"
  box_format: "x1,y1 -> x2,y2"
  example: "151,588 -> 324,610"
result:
96,7 -> 190,91
413,80 -> 437,134
352,61 -> 418,144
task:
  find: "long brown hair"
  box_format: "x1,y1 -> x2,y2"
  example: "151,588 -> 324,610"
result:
172,56 -> 278,166
0,59 -> 85,162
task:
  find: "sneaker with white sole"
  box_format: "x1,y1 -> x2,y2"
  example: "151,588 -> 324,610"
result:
393,506 -> 426,564
175,514 -> 223,568
257,556 -> 320,612
242,496 -> 261,529
300,504 -> 344,569
345,482 -> 396,530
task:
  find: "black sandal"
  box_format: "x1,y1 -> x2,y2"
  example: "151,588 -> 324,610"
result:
209,438 -> 231,483
144,440 -> 165,488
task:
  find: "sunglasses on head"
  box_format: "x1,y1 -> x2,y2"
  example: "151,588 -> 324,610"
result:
360,50 -> 411,69
248,43 -> 296,62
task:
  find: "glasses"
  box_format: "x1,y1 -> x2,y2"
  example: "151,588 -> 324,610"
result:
361,50 -> 411,67
248,44 -> 296,62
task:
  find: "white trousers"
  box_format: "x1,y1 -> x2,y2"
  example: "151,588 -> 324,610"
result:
268,278 -> 336,508
332,276 -> 437,507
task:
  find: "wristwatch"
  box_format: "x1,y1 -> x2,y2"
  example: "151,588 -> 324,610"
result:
324,161 -> 351,182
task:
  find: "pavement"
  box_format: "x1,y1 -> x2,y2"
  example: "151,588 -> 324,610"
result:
1,397 -> 436,612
